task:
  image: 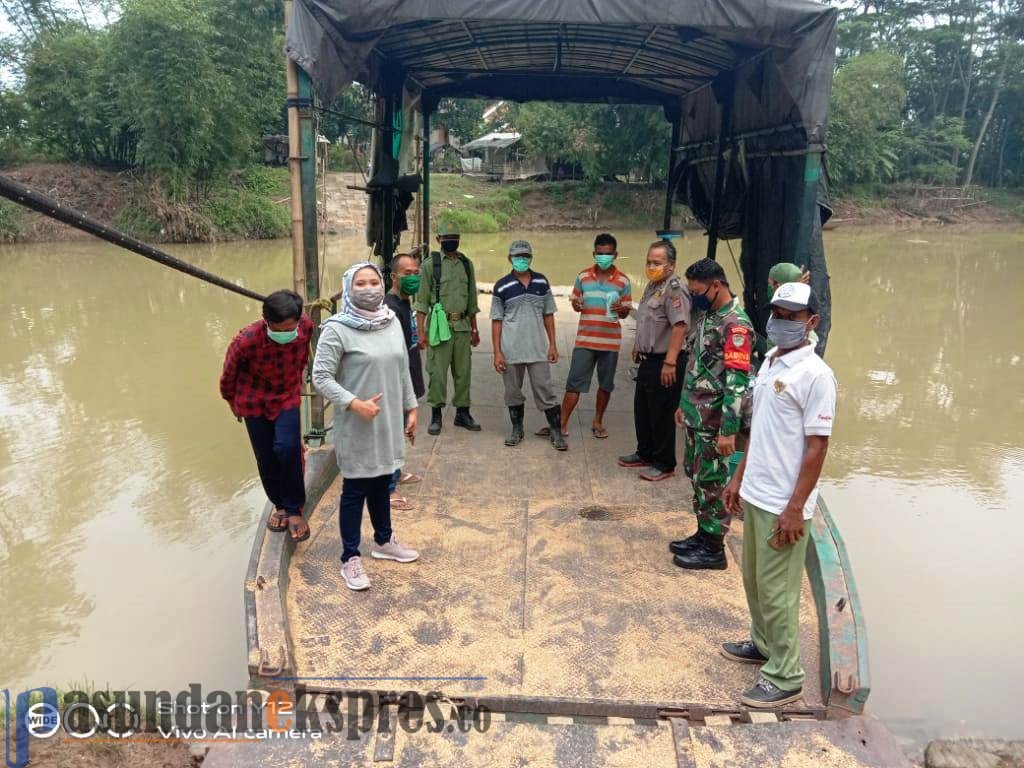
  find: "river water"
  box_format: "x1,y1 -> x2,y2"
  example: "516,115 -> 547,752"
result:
1,227 -> 1021,749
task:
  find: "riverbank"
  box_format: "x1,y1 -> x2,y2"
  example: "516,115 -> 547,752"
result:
2,163 -> 1024,244
0,163 -> 291,244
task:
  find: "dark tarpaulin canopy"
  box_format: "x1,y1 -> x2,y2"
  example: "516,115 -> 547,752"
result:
284,0 -> 838,351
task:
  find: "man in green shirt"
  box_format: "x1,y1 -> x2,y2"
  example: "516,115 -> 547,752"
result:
414,221 -> 482,435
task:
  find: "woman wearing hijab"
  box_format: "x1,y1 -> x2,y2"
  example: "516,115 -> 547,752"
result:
312,262 -> 420,591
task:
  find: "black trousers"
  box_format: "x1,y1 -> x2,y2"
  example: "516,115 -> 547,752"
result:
634,352 -> 687,473
243,406 -> 305,516
339,474 -> 393,562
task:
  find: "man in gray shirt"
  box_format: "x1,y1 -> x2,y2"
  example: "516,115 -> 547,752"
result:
491,240 -> 565,450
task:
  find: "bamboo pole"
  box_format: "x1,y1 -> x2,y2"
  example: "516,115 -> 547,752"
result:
285,0 -> 305,298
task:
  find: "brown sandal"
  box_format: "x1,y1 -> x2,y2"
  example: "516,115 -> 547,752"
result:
288,516 -> 310,543
267,508 -> 289,532
390,495 -> 414,511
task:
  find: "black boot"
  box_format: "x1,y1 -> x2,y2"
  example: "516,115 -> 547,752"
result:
544,406 -> 568,451
672,532 -> 727,570
454,407 -> 482,431
428,406 -> 443,436
505,406 -> 525,446
668,529 -> 706,557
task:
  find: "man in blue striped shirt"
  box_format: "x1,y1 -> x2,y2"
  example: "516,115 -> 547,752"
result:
491,240 -> 565,450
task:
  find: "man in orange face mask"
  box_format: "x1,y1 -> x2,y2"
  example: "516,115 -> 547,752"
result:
618,239 -> 692,481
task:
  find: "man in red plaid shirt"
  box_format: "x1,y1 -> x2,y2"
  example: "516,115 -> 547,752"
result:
220,290 -> 314,542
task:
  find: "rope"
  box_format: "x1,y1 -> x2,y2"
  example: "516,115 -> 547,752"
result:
0,174 -> 266,303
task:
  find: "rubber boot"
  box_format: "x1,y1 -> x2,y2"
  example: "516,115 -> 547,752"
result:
672,531 -> 727,570
545,406 -> 568,451
454,407 -> 482,431
428,406 -> 443,436
505,406 -> 525,446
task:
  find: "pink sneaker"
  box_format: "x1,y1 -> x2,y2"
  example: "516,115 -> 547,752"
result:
370,535 -> 419,563
341,556 -> 370,591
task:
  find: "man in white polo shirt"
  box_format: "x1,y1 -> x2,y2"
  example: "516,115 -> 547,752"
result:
720,281 -> 837,708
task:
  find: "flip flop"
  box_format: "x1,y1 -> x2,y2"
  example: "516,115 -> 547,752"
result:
398,472 -> 422,485
267,508 -> 289,532
288,516 -> 310,543
535,426 -> 570,437
391,495 -> 414,511
592,426 -> 609,439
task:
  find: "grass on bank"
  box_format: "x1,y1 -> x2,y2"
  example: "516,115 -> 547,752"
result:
429,173 -> 685,232
0,199 -> 24,241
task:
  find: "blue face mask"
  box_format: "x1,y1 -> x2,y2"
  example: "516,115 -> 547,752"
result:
267,325 -> 298,344
594,253 -> 615,270
691,285 -> 719,312
511,256 -> 531,273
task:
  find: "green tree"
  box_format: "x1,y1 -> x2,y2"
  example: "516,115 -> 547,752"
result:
22,25 -> 135,166
827,50 -> 907,187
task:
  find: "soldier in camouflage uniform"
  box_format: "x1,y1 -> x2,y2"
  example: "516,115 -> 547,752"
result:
671,258 -> 753,570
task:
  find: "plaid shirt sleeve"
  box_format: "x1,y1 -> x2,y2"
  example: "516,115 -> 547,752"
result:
219,332 -> 247,411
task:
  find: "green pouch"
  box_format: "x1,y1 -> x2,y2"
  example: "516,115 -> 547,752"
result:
428,302 -> 452,347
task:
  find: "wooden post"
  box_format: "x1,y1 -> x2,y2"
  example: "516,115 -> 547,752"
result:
285,0 -> 304,298
422,106 -> 431,247
381,93 -> 396,270
285,0 -> 325,441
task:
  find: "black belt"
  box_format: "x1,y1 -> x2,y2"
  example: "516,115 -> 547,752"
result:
636,351 -> 667,361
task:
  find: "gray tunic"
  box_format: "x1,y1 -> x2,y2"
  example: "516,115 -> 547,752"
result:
312,319 -> 417,479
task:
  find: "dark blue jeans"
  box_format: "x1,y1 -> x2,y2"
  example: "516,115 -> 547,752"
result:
339,474 -> 393,562
387,468 -> 401,494
244,406 -> 304,516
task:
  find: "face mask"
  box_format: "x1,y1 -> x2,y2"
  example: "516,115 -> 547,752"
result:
510,256 -> 531,273
594,253 -> 615,270
766,316 -> 810,348
267,326 -> 298,345
646,264 -> 667,282
691,285 -> 718,312
440,239 -> 459,253
399,274 -> 421,295
351,287 -> 384,310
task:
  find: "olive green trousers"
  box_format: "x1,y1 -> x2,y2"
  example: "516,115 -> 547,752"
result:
741,499 -> 811,692
426,330 -> 472,408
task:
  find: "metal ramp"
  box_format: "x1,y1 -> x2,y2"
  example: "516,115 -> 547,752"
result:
201,713 -> 910,767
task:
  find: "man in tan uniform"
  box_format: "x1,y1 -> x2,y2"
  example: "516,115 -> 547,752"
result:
618,240 -> 691,481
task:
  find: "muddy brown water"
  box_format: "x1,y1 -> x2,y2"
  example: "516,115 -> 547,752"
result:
1,227 -> 1021,750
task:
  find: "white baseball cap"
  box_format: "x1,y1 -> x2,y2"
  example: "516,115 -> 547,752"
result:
770,281 -> 813,311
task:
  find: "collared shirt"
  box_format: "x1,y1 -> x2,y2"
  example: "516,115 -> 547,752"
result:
490,270 -> 557,364
740,343 -> 837,519
571,265 -> 632,352
412,251 -> 479,332
220,314 -> 313,419
635,274 -> 691,354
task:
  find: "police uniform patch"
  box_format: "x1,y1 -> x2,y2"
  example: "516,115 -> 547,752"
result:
774,379 -> 787,394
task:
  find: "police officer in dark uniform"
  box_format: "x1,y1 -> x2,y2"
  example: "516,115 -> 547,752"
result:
618,240 -> 691,481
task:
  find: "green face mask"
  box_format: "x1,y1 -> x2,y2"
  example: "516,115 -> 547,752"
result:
510,256 -> 531,273
594,253 -> 615,270
267,326 -> 298,344
399,274 -> 421,295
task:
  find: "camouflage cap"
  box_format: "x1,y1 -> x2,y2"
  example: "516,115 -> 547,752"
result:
436,220 -> 460,236
768,262 -> 804,284
508,239 -> 533,256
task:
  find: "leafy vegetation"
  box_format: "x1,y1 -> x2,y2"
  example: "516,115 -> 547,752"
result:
0,199 -> 24,241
